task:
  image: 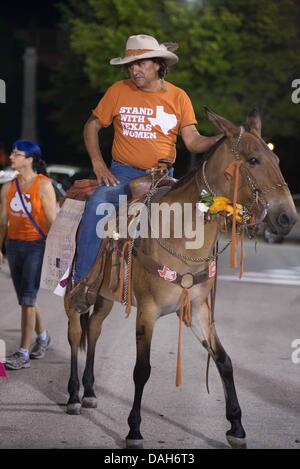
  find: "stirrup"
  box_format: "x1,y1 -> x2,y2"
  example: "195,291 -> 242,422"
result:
68,279 -> 93,314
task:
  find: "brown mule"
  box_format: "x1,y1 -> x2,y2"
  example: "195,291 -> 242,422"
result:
64,108 -> 297,449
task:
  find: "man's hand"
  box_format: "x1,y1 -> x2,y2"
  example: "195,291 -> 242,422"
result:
0,250 -> 4,266
93,161 -> 120,186
83,115 -> 121,186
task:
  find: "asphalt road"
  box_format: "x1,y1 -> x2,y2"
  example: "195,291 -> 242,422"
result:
0,238 -> 299,449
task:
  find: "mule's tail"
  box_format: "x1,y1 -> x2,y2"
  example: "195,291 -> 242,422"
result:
80,311 -> 90,351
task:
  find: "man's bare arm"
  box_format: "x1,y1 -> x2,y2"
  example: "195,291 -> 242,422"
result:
83,115 -> 120,186
181,125 -> 223,154
0,183 -> 10,264
40,179 -> 57,228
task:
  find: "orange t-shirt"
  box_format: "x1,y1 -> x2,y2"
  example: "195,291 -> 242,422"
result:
92,79 -> 197,169
6,174 -> 50,241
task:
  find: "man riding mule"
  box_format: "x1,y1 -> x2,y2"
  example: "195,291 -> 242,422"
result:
64,35 -> 297,449
71,33 -> 223,307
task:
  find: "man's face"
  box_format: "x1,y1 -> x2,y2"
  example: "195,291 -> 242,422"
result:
10,148 -> 32,171
127,59 -> 160,90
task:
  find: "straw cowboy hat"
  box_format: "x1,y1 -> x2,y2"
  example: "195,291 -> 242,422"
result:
110,34 -> 179,66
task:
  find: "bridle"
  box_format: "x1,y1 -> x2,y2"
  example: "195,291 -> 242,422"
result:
199,126 -> 289,226
134,127 -> 288,266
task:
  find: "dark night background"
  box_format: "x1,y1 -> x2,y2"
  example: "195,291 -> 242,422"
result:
0,1 -> 72,164
0,0 -> 299,191
0,1 -> 91,168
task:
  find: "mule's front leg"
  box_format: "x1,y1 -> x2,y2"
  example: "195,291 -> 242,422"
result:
191,301 -> 246,448
66,310 -> 83,415
126,305 -> 157,449
82,296 -> 113,409
212,334 -> 246,448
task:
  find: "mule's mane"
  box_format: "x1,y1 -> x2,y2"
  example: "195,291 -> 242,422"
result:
171,135 -> 227,191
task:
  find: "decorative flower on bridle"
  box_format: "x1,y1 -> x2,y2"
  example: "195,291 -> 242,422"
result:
197,190 -> 250,223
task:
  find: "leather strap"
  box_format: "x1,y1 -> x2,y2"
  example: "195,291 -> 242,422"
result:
133,247 -> 215,289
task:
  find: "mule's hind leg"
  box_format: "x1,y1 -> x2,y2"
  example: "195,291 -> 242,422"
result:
82,296 -> 113,409
66,307 -> 84,415
126,302 -> 157,449
190,301 -> 247,449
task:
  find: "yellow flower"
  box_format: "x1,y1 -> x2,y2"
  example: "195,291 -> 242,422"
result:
224,204 -> 233,215
209,197 -> 231,213
207,196 -> 245,222
224,204 -> 242,221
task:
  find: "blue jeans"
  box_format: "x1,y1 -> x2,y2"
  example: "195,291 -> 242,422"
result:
6,238 -> 46,306
74,161 -> 173,282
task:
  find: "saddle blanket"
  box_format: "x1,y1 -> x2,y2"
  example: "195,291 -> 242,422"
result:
40,199 -> 86,295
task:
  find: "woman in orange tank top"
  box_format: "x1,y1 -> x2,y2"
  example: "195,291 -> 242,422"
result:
0,140 -> 56,370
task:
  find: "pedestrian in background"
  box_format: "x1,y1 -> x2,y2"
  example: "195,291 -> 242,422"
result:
0,140 -> 56,370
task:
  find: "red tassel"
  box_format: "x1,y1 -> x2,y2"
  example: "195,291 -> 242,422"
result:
176,288 -> 191,387
224,160 -> 242,269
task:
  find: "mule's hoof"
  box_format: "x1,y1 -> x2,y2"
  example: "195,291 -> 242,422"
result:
66,403 -> 81,415
126,439 -> 144,449
226,434 -> 247,449
82,397 -> 97,409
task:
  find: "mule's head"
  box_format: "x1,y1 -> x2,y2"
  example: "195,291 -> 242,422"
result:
204,107 -> 298,236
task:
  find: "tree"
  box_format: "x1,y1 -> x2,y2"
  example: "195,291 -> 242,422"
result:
48,0 -> 300,151
203,0 -> 300,136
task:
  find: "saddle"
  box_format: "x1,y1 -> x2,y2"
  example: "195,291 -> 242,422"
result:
59,179 -> 98,206
67,160 -> 176,314
61,159 -> 176,204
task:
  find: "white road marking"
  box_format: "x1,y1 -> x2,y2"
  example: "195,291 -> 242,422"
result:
219,266 -> 300,286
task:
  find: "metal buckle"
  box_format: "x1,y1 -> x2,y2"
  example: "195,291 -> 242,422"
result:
146,167 -> 167,176
180,273 -> 194,289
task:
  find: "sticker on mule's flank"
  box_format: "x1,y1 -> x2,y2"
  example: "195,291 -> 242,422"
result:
209,260 -> 216,278
158,265 -> 177,282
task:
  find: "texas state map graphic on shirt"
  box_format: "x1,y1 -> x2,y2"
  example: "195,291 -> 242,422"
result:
147,106 -> 177,135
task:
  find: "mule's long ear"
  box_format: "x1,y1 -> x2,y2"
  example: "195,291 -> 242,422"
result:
244,108 -> 262,137
204,106 -> 239,137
